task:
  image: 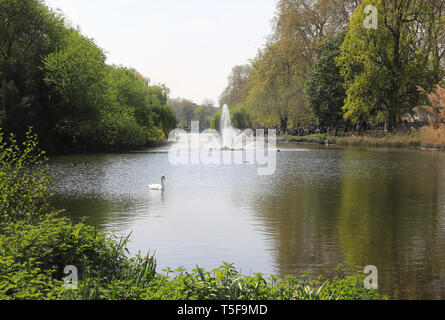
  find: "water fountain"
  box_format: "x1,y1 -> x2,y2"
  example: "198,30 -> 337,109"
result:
220,104 -> 237,150
168,104 -> 255,152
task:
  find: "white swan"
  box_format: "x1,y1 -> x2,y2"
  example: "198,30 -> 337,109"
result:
149,176 -> 165,190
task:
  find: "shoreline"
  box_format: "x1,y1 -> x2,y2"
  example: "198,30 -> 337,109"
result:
278,134 -> 445,152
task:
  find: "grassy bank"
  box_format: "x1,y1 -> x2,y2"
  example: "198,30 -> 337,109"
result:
327,133 -> 422,149
281,132 -> 429,149
0,129 -> 387,300
281,134 -> 329,144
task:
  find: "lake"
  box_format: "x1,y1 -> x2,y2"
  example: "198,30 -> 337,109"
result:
49,143 -> 445,299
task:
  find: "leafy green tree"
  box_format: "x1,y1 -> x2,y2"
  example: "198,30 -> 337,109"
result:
337,0 -> 444,131
169,98 -> 198,128
210,110 -> 222,131
230,106 -> 252,130
43,30 -> 113,148
194,105 -> 212,129
0,0 -> 67,139
111,66 -> 151,125
1,0 -> 176,152
180,105 -> 196,128
305,32 -> 347,129
111,67 -> 175,142
241,0 -> 359,129
220,65 -> 252,107
146,86 -> 176,138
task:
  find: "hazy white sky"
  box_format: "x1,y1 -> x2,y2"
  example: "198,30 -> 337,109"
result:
44,0 -> 276,106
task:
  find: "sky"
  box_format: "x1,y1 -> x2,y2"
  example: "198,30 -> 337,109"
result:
44,0 -> 276,106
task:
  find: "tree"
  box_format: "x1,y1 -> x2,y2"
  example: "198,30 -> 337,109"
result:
305,31 -> 347,129
246,43 -> 310,129
220,65 -> 252,107
0,0 -> 176,152
337,0 -> 445,131
194,105 -> 211,129
146,86 -> 176,138
109,67 -> 176,144
241,0 -> 360,129
230,106 -> 252,130
419,0 -> 445,85
0,0 -> 67,139
43,30 -> 113,148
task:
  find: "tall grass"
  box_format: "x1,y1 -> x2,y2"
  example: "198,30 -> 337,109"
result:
283,134 -> 328,144
66,260 -> 386,300
328,133 -> 422,149
419,124 -> 445,149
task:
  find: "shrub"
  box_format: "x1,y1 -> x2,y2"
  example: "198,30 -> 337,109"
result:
0,129 -> 53,226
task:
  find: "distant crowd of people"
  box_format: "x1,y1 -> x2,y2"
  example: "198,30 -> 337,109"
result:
252,126 -> 330,137
277,126 -> 330,136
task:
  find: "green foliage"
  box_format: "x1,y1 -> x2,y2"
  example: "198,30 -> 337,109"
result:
211,110 -> 221,131
0,222 -> 387,300
146,86 -> 176,138
328,132 -> 422,149
337,0 -> 444,130
95,108 -> 147,149
245,44 -> 312,129
0,0 -> 68,140
42,35 -> 175,151
0,0 -> 176,153
108,67 -> 176,146
305,32 -> 347,128
230,106 -> 252,130
221,1 -> 359,129
220,65 -> 252,107
0,215 -> 130,281
170,98 -> 198,129
194,105 -> 212,129
0,129 -> 53,225
43,31 -> 111,148
286,133 -> 328,144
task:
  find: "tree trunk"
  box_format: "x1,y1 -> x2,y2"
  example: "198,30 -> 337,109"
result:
387,111 -> 396,132
280,117 -> 288,130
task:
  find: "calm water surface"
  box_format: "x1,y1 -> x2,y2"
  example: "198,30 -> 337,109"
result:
49,143 -> 445,299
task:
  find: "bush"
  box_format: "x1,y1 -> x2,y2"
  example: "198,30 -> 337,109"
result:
96,108 -> 147,149
142,263 -> 384,300
0,129 -> 53,226
286,134 -> 328,144
1,215 -> 130,279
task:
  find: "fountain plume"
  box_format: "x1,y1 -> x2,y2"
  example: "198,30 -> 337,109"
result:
220,105 -> 236,150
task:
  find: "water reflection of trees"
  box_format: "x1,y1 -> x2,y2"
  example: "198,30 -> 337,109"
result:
251,150 -> 346,278
338,149 -> 445,299
253,148 -> 445,299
